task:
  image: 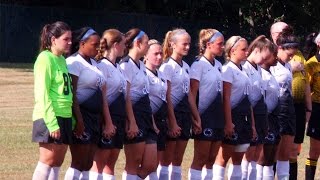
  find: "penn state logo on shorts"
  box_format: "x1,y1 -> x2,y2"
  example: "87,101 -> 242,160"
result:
79,132 -> 91,142
137,129 -> 144,137
203,128 -> 213,137
101,137 -> 112,145
265,133 -> 275,142
231,133 -> 238,141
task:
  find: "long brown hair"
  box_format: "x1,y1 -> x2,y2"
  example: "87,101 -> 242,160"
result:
95,29 -> 124,60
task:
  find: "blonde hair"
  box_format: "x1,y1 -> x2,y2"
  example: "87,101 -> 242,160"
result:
95,29 -> 124,60
162,28 -> 189,60
198,29 -> 221,57
144,39 -> 162,63
224,36 -> 246,61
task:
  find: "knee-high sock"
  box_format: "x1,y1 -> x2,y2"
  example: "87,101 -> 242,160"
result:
188,168 -> 202,180
263,166 -> 274,180
48,166 -> 60,180
305,158 -> 317,180
248,161 -> 257,180
158,165 -> 169,180
170,165 -> 182,180
228,164 -> 242,180
122,171 -> 138,180
289,159 -> 297,180
241,160 -> 249,180
64,167 -> 81,180
276,160 -> 289,180
32,161 -> 52,180
212,165 -> 225,180
202,168 -> 213,180
256,164 -> 263,180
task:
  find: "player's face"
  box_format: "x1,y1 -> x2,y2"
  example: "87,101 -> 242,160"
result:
208,36 -> 224,56
145,44 -> 163,68
52,31 -> 72,55
277,48 -> 297,63
172,34 -> 191,56
255,48 -> 272,65
139,35 -> 149,56
81,34 -> 100,58
232,40 -> 248,61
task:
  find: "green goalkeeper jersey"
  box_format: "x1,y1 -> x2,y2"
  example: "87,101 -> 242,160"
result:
32,50 -> 73,132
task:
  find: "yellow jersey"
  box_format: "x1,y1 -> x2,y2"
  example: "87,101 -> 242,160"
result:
291,50 -> 307,103
305,54 -> 320,103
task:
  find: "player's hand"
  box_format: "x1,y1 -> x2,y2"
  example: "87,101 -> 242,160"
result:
192,118 -> 202,135
103,123 -> 116,139
50,129 -> 61,140
224,122 -> 235,139
168,122 -> 181,138
74,120 -> 85,138
126,121 -> 139,139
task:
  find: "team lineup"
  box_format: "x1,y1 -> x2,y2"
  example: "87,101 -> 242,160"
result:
31,21 -> 320,180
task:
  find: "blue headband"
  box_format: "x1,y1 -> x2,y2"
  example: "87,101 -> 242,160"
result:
133,31 -> 145,42
81,28 -> 96,41
208,31 -> 223,43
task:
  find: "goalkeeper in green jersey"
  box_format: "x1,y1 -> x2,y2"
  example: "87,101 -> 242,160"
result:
32,21 -> 72,180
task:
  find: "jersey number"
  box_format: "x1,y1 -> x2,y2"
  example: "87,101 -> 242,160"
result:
62,73 -> 70,95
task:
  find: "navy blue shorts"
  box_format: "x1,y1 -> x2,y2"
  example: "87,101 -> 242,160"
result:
223,96 -> 252,145
193,93 -> 224,141
72,89 -> 103,144
154,102 -> 168,151
124,95 -> 157,144
278,92 -> 296,136
251,97 -> 268,146
98,95 -> 126,149
168,95 -> 192,141
264,105 -> 281,145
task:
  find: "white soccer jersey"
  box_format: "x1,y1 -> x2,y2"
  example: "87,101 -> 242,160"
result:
159,58 -> 190,107
261,68 -> 280,113
119,56 -> 149,104
66,53 -> 105,103
242,61 -> 264,107
190,57 -> 223,114
270,61 -> 293,97
221,61 -> 251,108
96,58 -> 126,104
146,68 -> 168,113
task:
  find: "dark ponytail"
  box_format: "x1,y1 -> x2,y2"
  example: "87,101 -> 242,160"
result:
39,21 -> 71,52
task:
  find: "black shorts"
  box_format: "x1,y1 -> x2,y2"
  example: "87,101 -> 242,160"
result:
154,102 -> 168,151
307,102 -> 320,140
124,95 -> 157,144
278,92 -> 296,136
264,106 -> 281,145
168,95 -> 192,141
294,103 -> 306,144
98,95 -> 126,149
32,116 -> 73,144
223,96 -> 252,145
73,90 -> 103,144
193,93 -> 224,141
251,98 -> 268,146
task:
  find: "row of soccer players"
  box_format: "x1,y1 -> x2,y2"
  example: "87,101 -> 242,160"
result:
31,21 -> 320,180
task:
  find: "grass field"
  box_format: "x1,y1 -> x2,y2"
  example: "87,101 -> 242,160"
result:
0,63 -> 318,179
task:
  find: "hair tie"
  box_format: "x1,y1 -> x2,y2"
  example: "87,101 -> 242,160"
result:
81,28 -> 96,41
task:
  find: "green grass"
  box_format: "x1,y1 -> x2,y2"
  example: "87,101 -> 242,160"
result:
0,63 -> 318,179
